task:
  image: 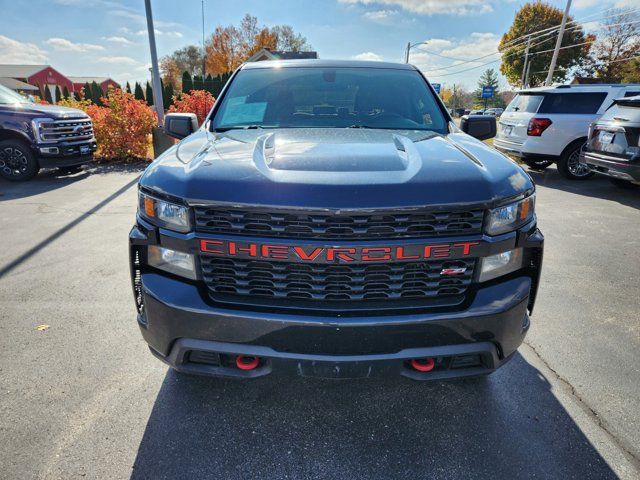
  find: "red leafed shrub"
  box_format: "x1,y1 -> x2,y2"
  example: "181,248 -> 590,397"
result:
90,88 -> 156,160
169,90 -> 215,125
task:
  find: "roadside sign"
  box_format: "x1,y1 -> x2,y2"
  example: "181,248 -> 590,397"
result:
481,86 -> 494,98
432,83 -> 441,94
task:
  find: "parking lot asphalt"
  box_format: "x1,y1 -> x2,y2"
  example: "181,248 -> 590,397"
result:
0,163 -> 639,479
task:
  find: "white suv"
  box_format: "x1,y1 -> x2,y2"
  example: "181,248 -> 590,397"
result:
494,84 -> 640,179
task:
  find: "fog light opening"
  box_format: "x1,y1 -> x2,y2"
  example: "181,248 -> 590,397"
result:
236,355 -> 260,371
410,357 -> 435,372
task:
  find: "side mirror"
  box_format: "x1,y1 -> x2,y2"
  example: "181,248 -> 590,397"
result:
460,114 -> 497,141
164,113 -> 198,140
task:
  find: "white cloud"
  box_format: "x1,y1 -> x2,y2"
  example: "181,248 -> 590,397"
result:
363,9 -> 398,22
45,37 -> 104,52
0,35 -> 47,64
103,36 -> 134,45
165,31 -> 184,38
353,52 -> 384,61
97,56 -> 139,65
340,0 -> 492,16
110,9 -> 178,28
134,29 -> 183,38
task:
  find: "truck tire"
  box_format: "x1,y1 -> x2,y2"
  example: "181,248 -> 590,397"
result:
0,139 -> 39,181
524,158 -> 554,171
557,139 -> 593,180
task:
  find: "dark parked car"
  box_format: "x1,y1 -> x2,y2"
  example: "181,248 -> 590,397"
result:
0,85 -> 96,181
581,95 -> 640,188
130,60 -> 543,381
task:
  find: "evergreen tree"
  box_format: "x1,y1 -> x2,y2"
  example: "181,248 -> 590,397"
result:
134,82 -> 145,101
90,81 -> 104,106
193,75 -> 203,91
212,75 -> 223,97
126,81 -> 132,94
73,90 -> 81,101
54,85 -> 62,104
181,71 -> 193,93
82,82 -> 92,101
163,81 -> 174,108
44,87 -> 53,104
145,81 -> 154,106
205,74 -> 214,94
474,69 -> 504,109
62,86 -> 70,99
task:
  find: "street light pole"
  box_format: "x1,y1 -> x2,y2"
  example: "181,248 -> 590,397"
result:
404,42 -> 411,63
144,0 -> 164,126
545,0 -> 572,86
201,0 -> 206,78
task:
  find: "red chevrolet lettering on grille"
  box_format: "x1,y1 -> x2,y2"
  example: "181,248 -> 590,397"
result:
200,240 -> 480,263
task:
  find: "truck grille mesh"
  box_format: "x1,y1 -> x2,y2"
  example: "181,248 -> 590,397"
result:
37,118 -> 94,142
194,206 -> 484,240
200,255 -> 475,306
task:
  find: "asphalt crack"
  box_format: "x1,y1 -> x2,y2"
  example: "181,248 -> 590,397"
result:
523,340 -> 640,470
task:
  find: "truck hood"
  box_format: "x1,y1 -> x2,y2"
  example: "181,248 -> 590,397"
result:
6,102 -> 89,119
141,128 -> 533,209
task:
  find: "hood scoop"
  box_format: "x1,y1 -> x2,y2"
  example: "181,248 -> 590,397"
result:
254,132 -> 414,173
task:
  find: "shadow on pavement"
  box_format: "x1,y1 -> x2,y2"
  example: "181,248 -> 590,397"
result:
0,161 -> 147,201
526,167 -> 640,210
131,354 -> 616,480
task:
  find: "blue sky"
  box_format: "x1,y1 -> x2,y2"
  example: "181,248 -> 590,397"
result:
0,0 -> 633,90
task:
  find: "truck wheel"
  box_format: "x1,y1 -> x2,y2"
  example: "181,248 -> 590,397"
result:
0,139 -> 39,181
524,158 -> 554,171
557,140 -> 593,180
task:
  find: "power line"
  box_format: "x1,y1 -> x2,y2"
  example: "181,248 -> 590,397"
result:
528,53 -> 640,75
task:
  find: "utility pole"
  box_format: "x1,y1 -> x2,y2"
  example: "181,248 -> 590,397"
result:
201,0 -> 206,78
521,36 -> 531,88
545,0 -> 572,86
405,42 -> 411,63
524,59 -> 532,88
144,0 -> 164,126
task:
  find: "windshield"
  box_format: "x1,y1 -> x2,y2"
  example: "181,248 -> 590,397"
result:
505,94 -> 543,113
0,85 -> 29,105
211,67 -> 447,132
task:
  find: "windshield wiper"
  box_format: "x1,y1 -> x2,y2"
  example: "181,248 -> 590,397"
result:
213,125 -> 273,132
346,124 -> 376,129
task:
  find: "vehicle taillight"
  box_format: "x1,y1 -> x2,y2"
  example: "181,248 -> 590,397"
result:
527,118 -> 552,136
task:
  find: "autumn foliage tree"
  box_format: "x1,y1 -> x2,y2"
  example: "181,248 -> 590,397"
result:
168,90 -> 215,125
499,2 -> 592,86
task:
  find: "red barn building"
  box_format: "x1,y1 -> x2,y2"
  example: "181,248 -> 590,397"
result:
0,65 -> 74,102
69,76 -> 120,95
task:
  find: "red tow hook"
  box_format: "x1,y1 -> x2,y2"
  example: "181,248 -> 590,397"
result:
410,357 -> 436,372
235,355 -> 260,371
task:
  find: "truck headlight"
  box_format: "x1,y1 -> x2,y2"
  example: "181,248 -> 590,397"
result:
486,194 -> 535,235
147,245 -> 197,280
478,248 -> 523,282
139,191 -> 191,232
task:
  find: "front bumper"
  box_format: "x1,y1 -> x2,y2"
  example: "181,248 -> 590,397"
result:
35,139 -> 97,168
582,151 -> 640,183
137,272 -> 532,380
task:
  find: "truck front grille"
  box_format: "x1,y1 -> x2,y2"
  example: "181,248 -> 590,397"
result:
200,255 -> 475,310
194,206 -> 484,240
36,118 -> 94,142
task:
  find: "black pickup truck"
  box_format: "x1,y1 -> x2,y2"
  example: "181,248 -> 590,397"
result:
130,60 -> 544,381
0,85 -> 96,181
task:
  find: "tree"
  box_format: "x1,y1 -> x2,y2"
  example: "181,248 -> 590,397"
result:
162,45 -> 204,78
160,55 -> 183,90
134,82 -> 145,101
182,71 -> 193,93
474,69 -> 505,108
62,86 -> 70,100
126,81 -> 132,94
145,82 -> 153,106
579,9 -> 640,83
54,85 -> 62,103
82,82 -> 92,101
44,86 -> 53,104
193,75 -> 203,91
90,81 -> 104,106
499,2 -> 592,87
73,90 -> 81,101
204,14 -> 312,75
164,82 -> 174,108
